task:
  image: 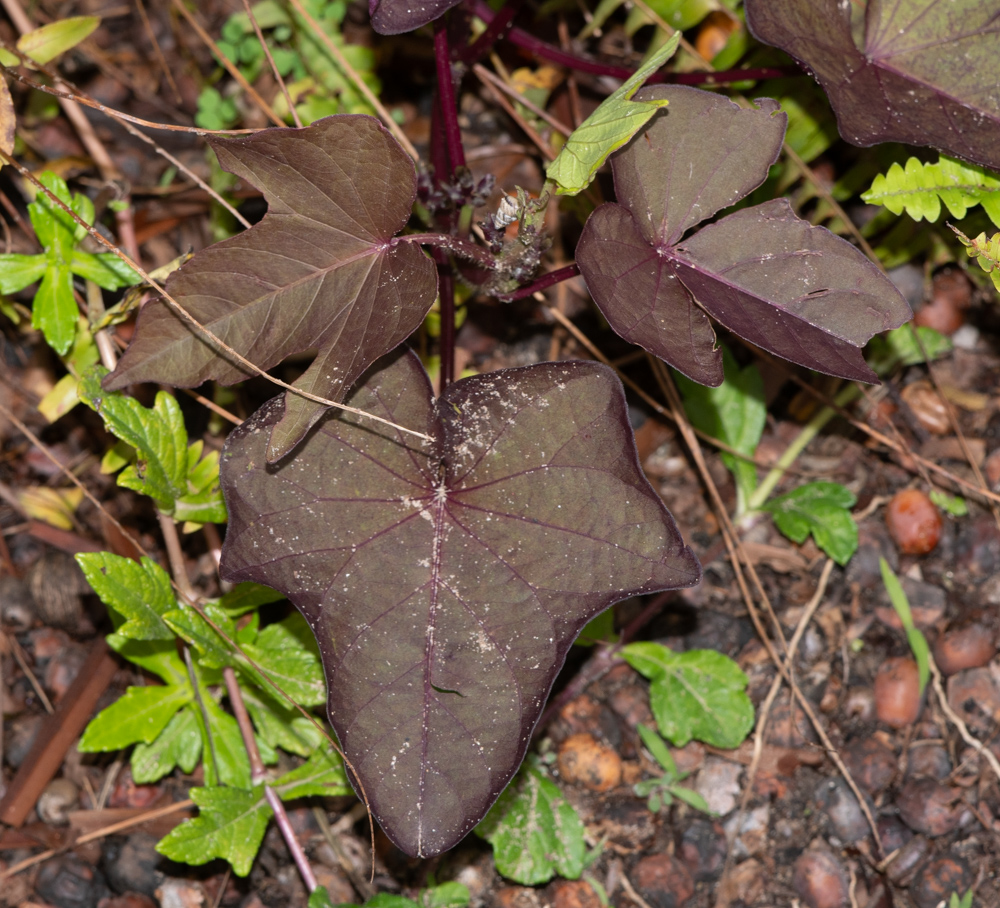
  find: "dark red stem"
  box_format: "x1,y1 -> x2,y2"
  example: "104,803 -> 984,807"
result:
434,18 -> 466,172
397,232 -> 496,269
436,250 -> 456,390
470,0 -> 801,84
458,0 -> 524,65
497,263 -> 580,302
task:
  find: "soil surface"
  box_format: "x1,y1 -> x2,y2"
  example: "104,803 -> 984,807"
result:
1,2 -> 1000,908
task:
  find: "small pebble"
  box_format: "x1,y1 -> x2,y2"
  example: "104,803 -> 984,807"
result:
548,879 -> 601,908
100,896 -> 157,908
791,849 -> 849,908
632,854 -> 694,908
906,742 -> 952,780
679,819 -> 727,882
843,687 -> 877,722
814,778 -> 870,844
947,667 -> 1000,732
557,733 -> 622,792
874,657 -> 922,728
843,737 -> 896,793
886,489 -> 942,555
102,833 -> 163,896
885,835 -> 929,885
933,623 -> 996,675
34,853 -> 108,908
36,777 -> 79,826
876,815 -> 912,854
695,757 -> 742,816
493,886 -> 542,908
912,856 -> 973,908
157,878 -> 207,908
5,714 -> 44,768
900,382 -> 951,435
896,778 -> 960,836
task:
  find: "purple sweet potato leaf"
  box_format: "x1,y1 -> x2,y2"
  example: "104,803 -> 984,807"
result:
369,0 -> 462,34
577,85 -> 911,385
218,350 -> 700,857
104,116 -> 437,463
745,0 -> 1000,171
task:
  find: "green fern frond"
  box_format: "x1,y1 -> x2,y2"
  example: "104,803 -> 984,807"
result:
862,156 -> 1000,227
952,225 -> 1000,291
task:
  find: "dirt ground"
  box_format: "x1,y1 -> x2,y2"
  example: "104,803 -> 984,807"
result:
1,1 -> 1000,907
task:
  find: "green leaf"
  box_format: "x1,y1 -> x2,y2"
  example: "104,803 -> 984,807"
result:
75,552 -> 176,640
575,608 -> 618,647
309,888 -> 336,908
546,34 -> 679,195
879,557 -> 930,694
79,684 -> 192,751
78,367 -> 188,506
164,603 -> 238,670
242,612 -> 326,706
107,637 -> 188,686
15,16 -> 100,65
156,785 -> 271,876
202,694 -> 252,789
636,723 -> 677,778
242,686 -> 323,757
69,249 -> 141,290
953,227 -> 1000,292
272,747 -> 351,800
668,784 -> 713,814
763,481 -> 858,565
217,582 -> 286,616
929,489 -> 967,516
33,263 -> 77,356
622,642 -> 754,748
476,758 -> 586,885
131,705 -> 202,783
862,156 -> 1000,227
865,324 -> 952,376
675,346 -> 765,516
0,254 -> 47,294
419,883 -> 471,908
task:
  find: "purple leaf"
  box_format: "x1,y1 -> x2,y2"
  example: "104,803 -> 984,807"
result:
745,0 -> 1000,171
219,350 -> 700,857
577,85 -> 911,384
369,0 -> 463,34
104,116 -> 437,462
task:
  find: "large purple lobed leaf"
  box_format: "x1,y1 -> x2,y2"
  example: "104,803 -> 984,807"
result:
369,0 -> 463,34
577,85 -> 911,385
104,116 -> 437,463
219,350 -> 700,857
745,0 -> 1000,171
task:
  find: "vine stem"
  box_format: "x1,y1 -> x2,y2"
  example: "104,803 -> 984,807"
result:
223,667 -> 319,893
397,232 -> 496,268
434,19 -> 466,172
497,263 -> 581,302
458,0 -> 524,64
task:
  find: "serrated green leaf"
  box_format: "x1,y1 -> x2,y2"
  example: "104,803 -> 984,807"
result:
272,747 -> 351,800
80,684 -> 192,751
476,758 -> 586,885
156,785 -> 271,876
107,636 -> 188,686
131,705 -> 203,783
218,582 -> 286,616
164,603 -> 237,670
76,552 -> 176,640
242,686 -> 323,757
763,481 -> 858,565
243,613 -> 326,706
202,694 -> 252,789
622,642 -> 754,748
862,156 -> 1000,227
675,346 -> 765,516
546,34 -> 679,195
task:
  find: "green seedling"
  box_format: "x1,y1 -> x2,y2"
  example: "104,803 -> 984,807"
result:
879,557 -> 930,694
763,482 -> 858,565
633,723 -> 713,815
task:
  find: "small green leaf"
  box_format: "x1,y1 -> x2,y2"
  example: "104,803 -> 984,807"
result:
763,481 -> 858,565
218,582 -> 286,616
309,888 -> 336,908
476,758 -> 586,885
33,263 -> 77,356
929,489 -> 967,516
156,785 -> 271,876
879,557 -> 930,694
865,324 -> 952,376
668,784 -> 713,814
242,686 -> 323,757
131,705 -> 203,783
242,612 -> 326,706
636,723 -> 677,778
202,694 -> 252,789
675,346 -> 765,516
546,34 -> 679,195
575,608 -> 618,647
0,254 -> 47,294
69,249 -> 141,290
622,643 -> 754,748
76,552 -> 176,640
164,603 -> 237,670
80,684 -> 192,751
108,637 -> 188,687
419,882 -> 471,908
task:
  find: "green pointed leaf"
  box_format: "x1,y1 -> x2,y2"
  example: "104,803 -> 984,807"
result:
476,758 -> 586,885
79,684 -> 192,751
242,686 -> 323,756
309,888 -> 336,908
131,705 -> 203,783
0,254 -> 47,294
33,263 -> 76,356
16,16 -> 100,65
75,552 -> 176,640
419,883 -> 471,908
669,784 -> 713,814
546,34 -> 679,195
636,723 -> 677,777
865,324 -> 952,376
763,481 -> 859,565
107,637 -> 188,687
156,785 -> 271,876
69,249 -> 141,290
242,613 -> 326,706
879,557 -> 930,694
218,582 -> 285,616
202,694 -> 252,789
164,603 -> 238,670
622,642 -> 754,748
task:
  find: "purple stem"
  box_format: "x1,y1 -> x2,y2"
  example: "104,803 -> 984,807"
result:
458,0 -> 524,65
397,232 -> 497,269
435,19 -> 466,172
497,263 -> 580,302
471,0 -> 801,84
436,250 -> 456,389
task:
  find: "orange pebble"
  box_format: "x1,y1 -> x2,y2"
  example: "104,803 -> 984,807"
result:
886,489 -> 942,555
